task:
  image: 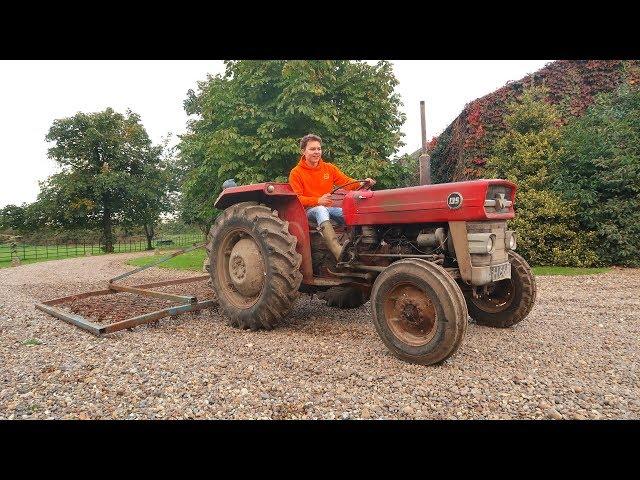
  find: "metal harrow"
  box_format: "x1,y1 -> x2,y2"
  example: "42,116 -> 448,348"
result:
35,244 -> 216,336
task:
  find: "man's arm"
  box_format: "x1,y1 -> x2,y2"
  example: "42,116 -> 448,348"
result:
331,164 -> 361,191
289,170 -> 319,207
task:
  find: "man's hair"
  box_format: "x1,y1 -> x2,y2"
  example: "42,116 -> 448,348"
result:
300,134 -> 322,150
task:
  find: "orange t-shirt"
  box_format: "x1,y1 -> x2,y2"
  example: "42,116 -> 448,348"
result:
288,156 -> 360,207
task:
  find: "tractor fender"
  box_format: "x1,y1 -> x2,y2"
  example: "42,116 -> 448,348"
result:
214,182 -> 296,209
214,183 -> 314,282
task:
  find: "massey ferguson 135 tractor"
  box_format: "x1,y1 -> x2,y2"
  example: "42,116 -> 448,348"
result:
206,179 -> 536,365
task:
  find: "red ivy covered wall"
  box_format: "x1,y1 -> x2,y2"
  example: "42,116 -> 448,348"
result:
430,60 -> 640,182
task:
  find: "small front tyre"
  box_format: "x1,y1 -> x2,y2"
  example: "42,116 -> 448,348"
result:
317,286 -> 370,309
462,251 -> 537,328
370,259 -> 468,365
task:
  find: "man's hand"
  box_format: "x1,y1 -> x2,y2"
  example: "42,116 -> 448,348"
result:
318,193 -> 333,207
363,177 -> 377,187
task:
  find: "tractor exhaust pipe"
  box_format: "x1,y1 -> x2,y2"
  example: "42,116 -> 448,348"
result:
419,100 -> 431,185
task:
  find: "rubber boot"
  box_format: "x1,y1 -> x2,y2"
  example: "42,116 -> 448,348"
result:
318,220 -> 347,262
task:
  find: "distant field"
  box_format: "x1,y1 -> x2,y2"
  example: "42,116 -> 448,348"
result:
127,249 -> 206,271
0,234 -> 204,269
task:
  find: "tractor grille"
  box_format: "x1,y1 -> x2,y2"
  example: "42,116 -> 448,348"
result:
467,221 -> 508,267
485,185 -> 514,214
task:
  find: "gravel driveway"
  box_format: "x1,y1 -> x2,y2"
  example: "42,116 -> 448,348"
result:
1,253 -> 638,420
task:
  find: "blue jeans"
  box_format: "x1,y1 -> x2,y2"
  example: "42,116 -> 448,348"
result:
306,206 -> 345,226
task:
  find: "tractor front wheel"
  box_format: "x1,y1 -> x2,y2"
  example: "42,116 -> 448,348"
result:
370,259 -> 468,365
208,202 -> 302,330
317,286 -> 370,309
462,251 -> 537,328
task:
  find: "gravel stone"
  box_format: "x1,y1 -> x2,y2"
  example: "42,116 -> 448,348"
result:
546,408 -> 563,420
0,254 -> 639,419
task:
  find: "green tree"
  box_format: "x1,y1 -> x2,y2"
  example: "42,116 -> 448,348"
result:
179,60 -> 408,230
122,137 -> 179,249
43,108 -> 170,252
554,85 -> 640,266
487,87 -> 598,266
0,202 -> 46,236
0,204 -> 26,233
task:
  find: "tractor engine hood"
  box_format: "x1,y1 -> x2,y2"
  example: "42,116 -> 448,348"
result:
341,179 -> 516,226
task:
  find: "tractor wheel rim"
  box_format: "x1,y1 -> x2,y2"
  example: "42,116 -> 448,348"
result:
218,229 -> 265,308
383,283 -> 437,346
470,279 -> 514,313
229,237 -> 265,297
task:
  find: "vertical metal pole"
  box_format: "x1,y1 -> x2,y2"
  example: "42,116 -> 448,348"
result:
419,101 -> 431,185
420,100 -> 427,152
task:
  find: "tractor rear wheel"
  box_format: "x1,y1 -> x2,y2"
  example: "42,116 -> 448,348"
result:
370,259 -> 468,365
208,201 -> 302,330
462,251 -> 536,328
317,286 -> 370,309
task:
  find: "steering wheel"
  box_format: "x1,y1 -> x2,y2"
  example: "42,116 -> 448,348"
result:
330,179 -> 372,195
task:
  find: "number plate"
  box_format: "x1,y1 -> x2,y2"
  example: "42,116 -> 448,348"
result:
490,262 -> 511,282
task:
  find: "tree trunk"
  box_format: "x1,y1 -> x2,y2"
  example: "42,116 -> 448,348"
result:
102,203 -> 114,253
144,224 -> 154,250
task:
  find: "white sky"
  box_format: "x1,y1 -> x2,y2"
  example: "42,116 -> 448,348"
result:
0,60 -> 550,208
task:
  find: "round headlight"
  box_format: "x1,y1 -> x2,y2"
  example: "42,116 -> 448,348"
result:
486,236 -> 495,253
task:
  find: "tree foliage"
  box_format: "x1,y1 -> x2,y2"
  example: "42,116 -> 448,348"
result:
42,108 -> 171,252
178,60 -> 410,230
554,85 -> 640,266
0,202 -> 48,236
487,87 -> 598,267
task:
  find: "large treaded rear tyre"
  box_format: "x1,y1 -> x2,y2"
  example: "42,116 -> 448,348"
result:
370,259 -> 468,365
208,202 -> 302,330
463,251 -> 537,328
317,286 -> 370,309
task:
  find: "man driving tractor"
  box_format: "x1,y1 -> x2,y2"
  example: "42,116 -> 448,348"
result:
288,134 -> 376,262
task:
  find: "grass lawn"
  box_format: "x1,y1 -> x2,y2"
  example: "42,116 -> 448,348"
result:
0,233 -> 204,269
126,249 -> 206,271
126,249 -> 611,276
531,266 -> 610,276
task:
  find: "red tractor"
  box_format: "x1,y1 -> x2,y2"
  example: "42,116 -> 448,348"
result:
205,179 -> 536,365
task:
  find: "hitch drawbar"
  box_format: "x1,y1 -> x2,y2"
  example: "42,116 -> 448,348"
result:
35,243 -> 216,336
